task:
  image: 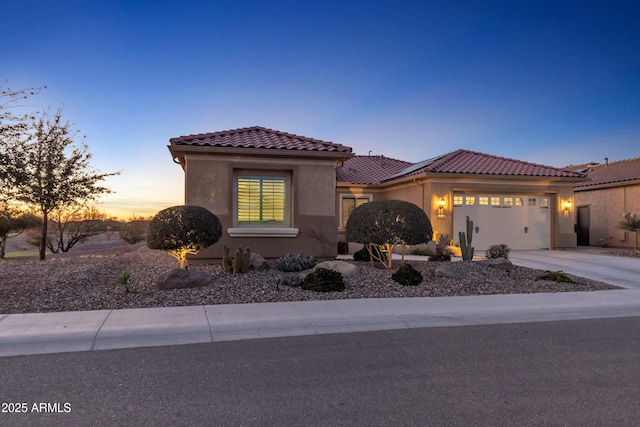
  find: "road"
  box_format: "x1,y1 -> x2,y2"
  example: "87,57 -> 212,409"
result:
2,317 -> 640,426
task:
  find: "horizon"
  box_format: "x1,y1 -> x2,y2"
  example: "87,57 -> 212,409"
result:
2,1 -> 639,218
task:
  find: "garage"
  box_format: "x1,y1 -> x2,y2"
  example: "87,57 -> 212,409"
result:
453,193 -> 550,251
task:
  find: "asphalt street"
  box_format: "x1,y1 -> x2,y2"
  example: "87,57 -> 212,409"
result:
2,316 -> 640,426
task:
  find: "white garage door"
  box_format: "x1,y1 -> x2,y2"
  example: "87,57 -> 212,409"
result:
453,194 -> 550,251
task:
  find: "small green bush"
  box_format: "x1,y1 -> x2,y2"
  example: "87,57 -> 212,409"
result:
536,271 -> 576,283
119,221 -> 147,244
485,243 -> 511,259
391,264 -> 423,286
114,269 -> 132,293
412,247 -> 433,256
300,268 -> 345,292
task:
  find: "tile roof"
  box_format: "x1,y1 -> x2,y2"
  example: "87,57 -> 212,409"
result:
573,157 -> 640,189
337,155 -> 413,184
170,126 -> 352,153
382,149 -> 586,182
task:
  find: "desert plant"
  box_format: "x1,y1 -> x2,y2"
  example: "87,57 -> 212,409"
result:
535,270 -> 576,283
346,200 -> 433,269
222,245 -> 251,274
620,214 -> 640,251
459,216 -> 475,261
114,269 -> 132,293
485,243 -> 510,259
300,267 -> 345,292
119,217 -> 148,244
391,264 -> 423,286
274,251 -> 317,272
146,205 -> 222,269
411,247 -> 433,256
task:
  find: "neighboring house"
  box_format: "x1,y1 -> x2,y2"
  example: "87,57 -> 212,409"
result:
169,126 -> 587,262
168,126 -> 353,261
336,149 -> 587,251
570,157 -> 640,248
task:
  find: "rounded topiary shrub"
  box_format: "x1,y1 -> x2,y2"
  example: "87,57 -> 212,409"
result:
485,243 -> 510,259
300,268 -> 346,292
391,264 -> 423,286
147,205 -> 222,269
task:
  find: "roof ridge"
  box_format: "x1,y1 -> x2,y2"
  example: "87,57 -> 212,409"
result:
588,156 -> 640,168
350,154 -> 413,164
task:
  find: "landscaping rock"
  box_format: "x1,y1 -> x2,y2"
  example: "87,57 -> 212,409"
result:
156,268 -> 211,290
249,252 -> 269,271
434,263 -> 463,279
477,258 -> 513,271
313,260 -> 358,277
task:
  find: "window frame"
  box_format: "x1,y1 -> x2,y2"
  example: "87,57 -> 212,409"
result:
232,170 -> 292,229
339,193 -> 372,229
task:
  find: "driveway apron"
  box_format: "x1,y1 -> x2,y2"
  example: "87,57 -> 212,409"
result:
509,250 -> 640,290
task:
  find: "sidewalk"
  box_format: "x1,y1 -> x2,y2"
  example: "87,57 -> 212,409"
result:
2,289 -> 640,358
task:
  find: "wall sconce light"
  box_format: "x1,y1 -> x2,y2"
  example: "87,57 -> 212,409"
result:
437,198 -> 446,219
563,200 -> 573,213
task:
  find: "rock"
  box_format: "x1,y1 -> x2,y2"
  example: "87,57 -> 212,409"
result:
313,260 -> 358,277
477,258 -> 513,271
156,268 -> 211,290
249,252 -> 269,271
434,263 -> 463,279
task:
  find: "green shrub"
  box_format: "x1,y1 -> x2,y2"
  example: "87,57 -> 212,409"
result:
114,269 -> 132,293
346,200 -> 433,269
275,251 -> 317,272
412,247 -> 433,256
485,243 -> 510,259
147,205 -> 222,269
300,268 -> 345,292
391,264 -> 423,286
536,271 -> 576,283
119,221 -> 147,244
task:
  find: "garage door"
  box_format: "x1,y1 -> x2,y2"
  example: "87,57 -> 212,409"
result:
453,194 -> 550,251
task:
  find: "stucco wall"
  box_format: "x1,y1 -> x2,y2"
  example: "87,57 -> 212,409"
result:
574,183 -> 640,248
183,153 -> 340,262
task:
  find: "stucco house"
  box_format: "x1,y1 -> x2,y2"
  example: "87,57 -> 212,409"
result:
336,149 -> 587,252
168,126 -> 587,262
570,157 -> 640,248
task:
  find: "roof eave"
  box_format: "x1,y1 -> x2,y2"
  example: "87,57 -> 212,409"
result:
168,144 -> 354,163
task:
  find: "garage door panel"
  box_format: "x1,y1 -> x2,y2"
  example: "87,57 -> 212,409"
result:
453,194 -> 549,251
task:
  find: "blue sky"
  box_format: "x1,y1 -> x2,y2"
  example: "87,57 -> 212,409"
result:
2,0 -> 639,218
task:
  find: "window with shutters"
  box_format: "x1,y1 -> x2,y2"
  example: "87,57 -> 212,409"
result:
235,173 -> 290,227
340,194 -> 371,229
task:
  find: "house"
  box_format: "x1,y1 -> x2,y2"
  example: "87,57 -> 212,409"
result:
570,157 -> 640,248
168,126 -> 587,262
336,150 -> 587,252
168,126 -> 354,261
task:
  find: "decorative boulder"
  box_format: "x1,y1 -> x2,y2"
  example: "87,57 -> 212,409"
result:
477,258 -> 513,271
156,269 -> 211,290
313,260 -> 358,277
249,252 -> 269,271
434,263 -> 464,280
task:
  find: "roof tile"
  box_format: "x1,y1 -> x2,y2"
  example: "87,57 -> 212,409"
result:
573,157 -> 640,188
337,155 -> 413,184
170,126 -> 352,153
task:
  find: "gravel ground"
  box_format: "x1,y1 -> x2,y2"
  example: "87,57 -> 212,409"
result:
0,243 -> 624,314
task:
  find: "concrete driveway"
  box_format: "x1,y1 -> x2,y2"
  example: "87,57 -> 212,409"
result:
509,249 -> 640,290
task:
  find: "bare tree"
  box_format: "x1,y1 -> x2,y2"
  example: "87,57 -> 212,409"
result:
46,204 -> 110,253
0,202 -> 39,258
11,109 -> 119,260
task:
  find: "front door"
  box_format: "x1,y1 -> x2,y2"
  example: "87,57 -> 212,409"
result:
577,206 -> 590,246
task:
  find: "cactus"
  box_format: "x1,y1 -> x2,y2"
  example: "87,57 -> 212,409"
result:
459,216 -> 475,261
274,251 -> 318,272
222,245 -> 251,274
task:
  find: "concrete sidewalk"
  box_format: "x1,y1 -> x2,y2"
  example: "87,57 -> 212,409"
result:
2,290 -> 640,358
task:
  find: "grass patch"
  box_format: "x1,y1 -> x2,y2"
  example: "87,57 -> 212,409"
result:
535,270 -> 576,283
4,251 -> 44,258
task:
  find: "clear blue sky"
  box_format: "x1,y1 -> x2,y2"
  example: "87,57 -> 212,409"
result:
2,0 -> 639,218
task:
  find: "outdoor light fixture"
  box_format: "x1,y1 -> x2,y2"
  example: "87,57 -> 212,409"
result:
563,200 -> 573,212
437,198 -> 446,219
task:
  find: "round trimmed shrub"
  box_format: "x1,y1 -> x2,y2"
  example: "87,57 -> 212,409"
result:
485,243 -> 510,259
391,264 -> 423,286
147,205 -> 222,269
300,268 -> 346,292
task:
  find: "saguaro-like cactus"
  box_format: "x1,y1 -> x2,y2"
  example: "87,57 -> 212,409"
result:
459,216 -> 475,261
232,247 -> 251,274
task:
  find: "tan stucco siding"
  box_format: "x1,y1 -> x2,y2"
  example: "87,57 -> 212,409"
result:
574,183 -> 640,248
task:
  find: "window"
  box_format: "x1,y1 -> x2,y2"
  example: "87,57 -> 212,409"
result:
453,195 -> 464,206
479,196 -> 489,206
528,198 -> 537,206
236,174 -> 288,226
341,195 -> 370,228
540,197 -> 549,208
503,197 -> 513,207
465,196 -> 475,205
491,197 -> 501,206
515,197 -> 524,206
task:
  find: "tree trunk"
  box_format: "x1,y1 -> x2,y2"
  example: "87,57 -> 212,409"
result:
39,211 -> 48,261
0,236 -> 6,259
